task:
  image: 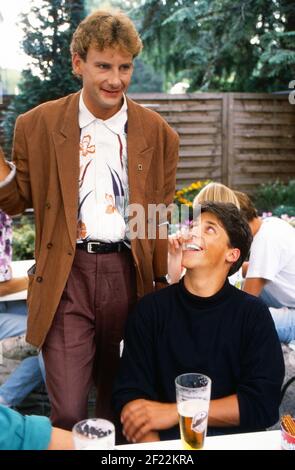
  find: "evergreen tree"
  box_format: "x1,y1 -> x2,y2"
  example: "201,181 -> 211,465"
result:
132,0 -> 295,92
3,0 -> 85,153
128,57 -> 164,93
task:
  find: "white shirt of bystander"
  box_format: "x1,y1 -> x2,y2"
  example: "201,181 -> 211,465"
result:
246,217 -> 295,307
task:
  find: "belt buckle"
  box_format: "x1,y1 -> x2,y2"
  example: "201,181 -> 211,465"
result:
87,242 -> 101,253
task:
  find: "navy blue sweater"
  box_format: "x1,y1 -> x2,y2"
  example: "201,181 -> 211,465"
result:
113,279 -> 285,440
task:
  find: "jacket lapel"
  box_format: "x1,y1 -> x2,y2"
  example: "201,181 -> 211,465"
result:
52,92 -> 80,250
52,94 -> 152,250
126,98 -> 153,204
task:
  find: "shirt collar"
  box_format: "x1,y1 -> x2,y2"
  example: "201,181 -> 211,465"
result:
79,92 -> 128,133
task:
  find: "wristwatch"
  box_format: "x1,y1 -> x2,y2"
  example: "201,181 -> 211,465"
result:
154,275 -> 171,285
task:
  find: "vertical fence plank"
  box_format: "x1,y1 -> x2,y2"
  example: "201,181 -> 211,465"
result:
227,93 -> 235,189
222,94 -> 229,186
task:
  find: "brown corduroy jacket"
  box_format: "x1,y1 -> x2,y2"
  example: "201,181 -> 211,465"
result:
0,92 -> 179,347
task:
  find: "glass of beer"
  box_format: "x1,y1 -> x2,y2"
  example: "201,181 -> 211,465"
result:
175,373 -> 211,450
72,418 -> 115,450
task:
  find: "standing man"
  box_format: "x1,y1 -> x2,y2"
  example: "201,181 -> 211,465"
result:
0,10 -> 179,429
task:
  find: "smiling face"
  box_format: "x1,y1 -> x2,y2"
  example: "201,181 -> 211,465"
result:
182,212 -> 240,276
72,45 -> 134,120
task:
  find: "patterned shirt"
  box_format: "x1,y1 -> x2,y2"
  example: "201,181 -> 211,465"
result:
0,210 -> 12,282
77,93 -> 129,243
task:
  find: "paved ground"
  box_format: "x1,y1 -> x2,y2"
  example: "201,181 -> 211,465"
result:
1,344 -> 294,425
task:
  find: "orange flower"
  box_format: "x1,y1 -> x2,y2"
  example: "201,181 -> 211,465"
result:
80,135 -> 95,157
174,180 -> 211,206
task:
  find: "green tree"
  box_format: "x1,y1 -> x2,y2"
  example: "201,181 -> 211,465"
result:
85,0 -> 140,11
128,58 -> 164,93
132,0 -> 295,92
3,0 -> 85,153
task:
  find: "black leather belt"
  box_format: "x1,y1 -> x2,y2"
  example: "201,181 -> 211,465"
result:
76,241 -> 129,254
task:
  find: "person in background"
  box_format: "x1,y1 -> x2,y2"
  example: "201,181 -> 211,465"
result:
235,190 -> 295,343
0,10 -> 178,429
194,182 -> 240,207
0,209 -> 28,297
0,209 -> 44,407
0,404 -> 73,450
113,202 -> 284,443
168,182 -> 241,285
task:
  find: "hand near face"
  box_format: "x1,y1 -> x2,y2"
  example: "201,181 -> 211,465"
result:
168,233 -> 184,255
168,233 -> 185,284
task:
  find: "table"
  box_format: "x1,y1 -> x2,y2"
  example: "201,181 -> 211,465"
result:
116,430 -> 281,450
0,259 -> 34,302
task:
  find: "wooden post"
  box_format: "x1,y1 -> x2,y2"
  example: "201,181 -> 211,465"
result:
227,93 -> 234,189
222,94 -> 229,186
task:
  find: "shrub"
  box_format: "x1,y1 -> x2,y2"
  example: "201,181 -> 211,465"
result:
272,205 -> 295,217
254,180 -> 295,213
12,216 -> 35,261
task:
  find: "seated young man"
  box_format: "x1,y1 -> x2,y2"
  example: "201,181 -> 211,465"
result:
113,202 -> 285,443
235,191 -> 295,344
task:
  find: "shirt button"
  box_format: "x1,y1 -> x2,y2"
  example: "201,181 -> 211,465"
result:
36,276 -> 43,283
47,243 -> 53,249
45,202 -> 51,209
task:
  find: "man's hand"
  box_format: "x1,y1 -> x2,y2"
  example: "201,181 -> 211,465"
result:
208,394 -> 240,427
167,234 -> 184,284
121,399 -> 178,443
0,146 -> 10,180
0,276 -> 29,297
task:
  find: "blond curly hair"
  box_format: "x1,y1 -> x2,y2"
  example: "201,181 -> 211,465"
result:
70,10 -> 143,60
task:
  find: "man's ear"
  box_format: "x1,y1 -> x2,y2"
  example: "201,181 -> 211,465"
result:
72,53 -> 83,77
226,248 -> 240,264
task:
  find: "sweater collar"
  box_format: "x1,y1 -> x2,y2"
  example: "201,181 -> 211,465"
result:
179,277 -> 232,308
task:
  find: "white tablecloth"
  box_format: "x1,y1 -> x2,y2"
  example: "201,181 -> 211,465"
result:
116,430 -> 281,450
0,259 -> 34,301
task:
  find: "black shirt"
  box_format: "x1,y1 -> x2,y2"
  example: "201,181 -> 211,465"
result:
113,279 -> 285,440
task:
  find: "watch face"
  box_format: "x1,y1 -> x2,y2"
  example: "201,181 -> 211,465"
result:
155,276 -> 169,284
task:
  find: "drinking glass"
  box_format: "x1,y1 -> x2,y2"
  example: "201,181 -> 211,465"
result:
175,373 -> 211,450
72,418 -> 115,450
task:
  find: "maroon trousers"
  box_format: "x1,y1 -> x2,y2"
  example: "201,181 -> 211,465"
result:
42,248 -> 136,430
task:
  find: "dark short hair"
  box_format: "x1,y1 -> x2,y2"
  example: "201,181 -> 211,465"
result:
199,202 -> 253,276
234,191 -> 258,222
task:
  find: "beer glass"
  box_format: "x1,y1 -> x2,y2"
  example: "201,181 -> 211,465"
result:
72,418 -> 115,450
175,373 -> 211,450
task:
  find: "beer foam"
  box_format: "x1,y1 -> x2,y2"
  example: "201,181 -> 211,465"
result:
178,398 -> 209,417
